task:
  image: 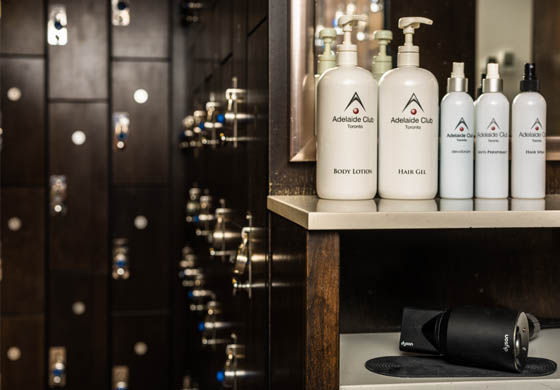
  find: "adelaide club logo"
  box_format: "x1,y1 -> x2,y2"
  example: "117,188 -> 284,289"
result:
454,117 -> 469,132
402,93 -> 424,115
344,92 -> 366,114
487,118 -> 500,131
531,118 -> 543,131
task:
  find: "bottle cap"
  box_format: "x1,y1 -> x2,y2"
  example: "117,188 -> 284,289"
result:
520,63 -> 540,92
397,17 -> 433,67
372,30 -> 393,80
447,62 -> 468,93
317,28 -> 337,74
336,14 -> 367,66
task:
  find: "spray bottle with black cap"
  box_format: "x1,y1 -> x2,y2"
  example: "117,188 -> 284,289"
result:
512,63 -> 547,199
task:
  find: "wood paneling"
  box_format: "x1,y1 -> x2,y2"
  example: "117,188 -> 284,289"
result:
112,61 -> 169,185
112,0 -> 169,58
1,188 -> 45,315
1,58 -> 45,186
49,103 -> 108,273
0,0 -> 45,55
1,315 -> 45,390
340,228 -> 560,333
48,0 -> 108,99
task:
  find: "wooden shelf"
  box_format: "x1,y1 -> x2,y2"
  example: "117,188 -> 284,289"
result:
267,195 -> 560,230
340,329 -> 560,389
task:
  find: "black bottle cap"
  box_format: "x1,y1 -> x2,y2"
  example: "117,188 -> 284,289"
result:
520,63 -> 540,92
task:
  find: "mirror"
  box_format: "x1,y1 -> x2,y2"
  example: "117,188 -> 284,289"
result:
290,0 -> 560,163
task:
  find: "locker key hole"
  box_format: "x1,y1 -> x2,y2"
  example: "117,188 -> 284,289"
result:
7,87 -> 22,101
134,342 -> 148,355
7,217 -> 22,231
134,215 -> 148,230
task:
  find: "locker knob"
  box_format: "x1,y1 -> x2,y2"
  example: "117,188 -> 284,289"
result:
209,208 -> 242,261
222,344 -> 246,388
7,87 -> 22,101
7,346 -> 21,361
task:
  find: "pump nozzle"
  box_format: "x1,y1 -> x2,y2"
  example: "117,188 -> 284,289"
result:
336,14 -> 367,66
372,30 -> 393,80
318,28 -> 337,74
397,16 -> 433,67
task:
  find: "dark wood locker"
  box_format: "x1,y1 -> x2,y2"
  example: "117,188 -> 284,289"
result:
112,61 -> 170,185
49,103 -> 108,273
1,315 -> 45,390
0,58 -> 46,186
47,0 -> 108,99
49,273 -> 108,390
112,187 -> 169,311
1,187 -> 45,315
112,0 -> 170,59
112,314 -> 169,389
247,0 -> 267,33
0,0 -> 45,55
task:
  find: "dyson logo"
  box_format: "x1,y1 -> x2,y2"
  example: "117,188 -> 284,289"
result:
401,341 -> 414,348
503,334 -> 510,353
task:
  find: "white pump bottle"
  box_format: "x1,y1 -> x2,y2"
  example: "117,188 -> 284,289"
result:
378,17 -> 439,199
316,15 -> 378,200
372,30 -> 393,81
475,63 -> 510,199
439,62 -> 474,199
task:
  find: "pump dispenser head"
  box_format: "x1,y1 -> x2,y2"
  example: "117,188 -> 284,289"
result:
447,62 -> 468,93
317,28 -> 337,74
336,14 -> 367,66
397,17 -> 433,67
520,63 -> 540,92
482,63 -> 503,93
372,30 -> 393,80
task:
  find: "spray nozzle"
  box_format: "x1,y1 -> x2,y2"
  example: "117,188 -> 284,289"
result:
451,62 -> 465,78
397,17 -> 433,67
486,63 -> 500,79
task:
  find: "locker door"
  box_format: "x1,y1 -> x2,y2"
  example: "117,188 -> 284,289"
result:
0,58 -> 46,186
49,103 -> 108,273
112,315 -> 169,389
112,61 -> 169,185
1,188 -> 45,315
1,315 -> 45,390
0,0 -> 45,55
49,274 -> 108,390
47,0 -> 108,99
112,0 -> 169,59
112,187 -> 169,310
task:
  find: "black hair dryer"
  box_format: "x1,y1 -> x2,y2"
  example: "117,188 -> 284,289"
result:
399,306 -> 530,372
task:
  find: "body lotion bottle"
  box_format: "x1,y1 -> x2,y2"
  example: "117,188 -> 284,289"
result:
316,14 -> 378,199
378,17 -> 439,199
475,63 -> 510,199
512,63 -> 546,199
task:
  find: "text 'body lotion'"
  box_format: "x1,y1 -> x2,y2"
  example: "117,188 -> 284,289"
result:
440,62 -> 474,199
475,63 -> 510,199
512,63 -> 546,199
378,17 -> 439,199
316,14 -> 378,199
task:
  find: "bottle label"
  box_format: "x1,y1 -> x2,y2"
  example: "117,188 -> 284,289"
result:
517,118 -> 546,153
476,117 -> 509,155
389,93 -> 435,130
330,92 -> 375,129
445,116 -> 474,154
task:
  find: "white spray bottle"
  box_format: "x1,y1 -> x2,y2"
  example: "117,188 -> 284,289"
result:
439,62 -> 474,199
512,63 -> 546,199
378,17 -> 439,199
475,63 -> 510,199
316,14 -> 378,199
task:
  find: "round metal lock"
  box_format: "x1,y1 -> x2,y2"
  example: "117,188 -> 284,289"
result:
7,347 -> 21,361
7,217 -> 22,232
7,87 -> 22,101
